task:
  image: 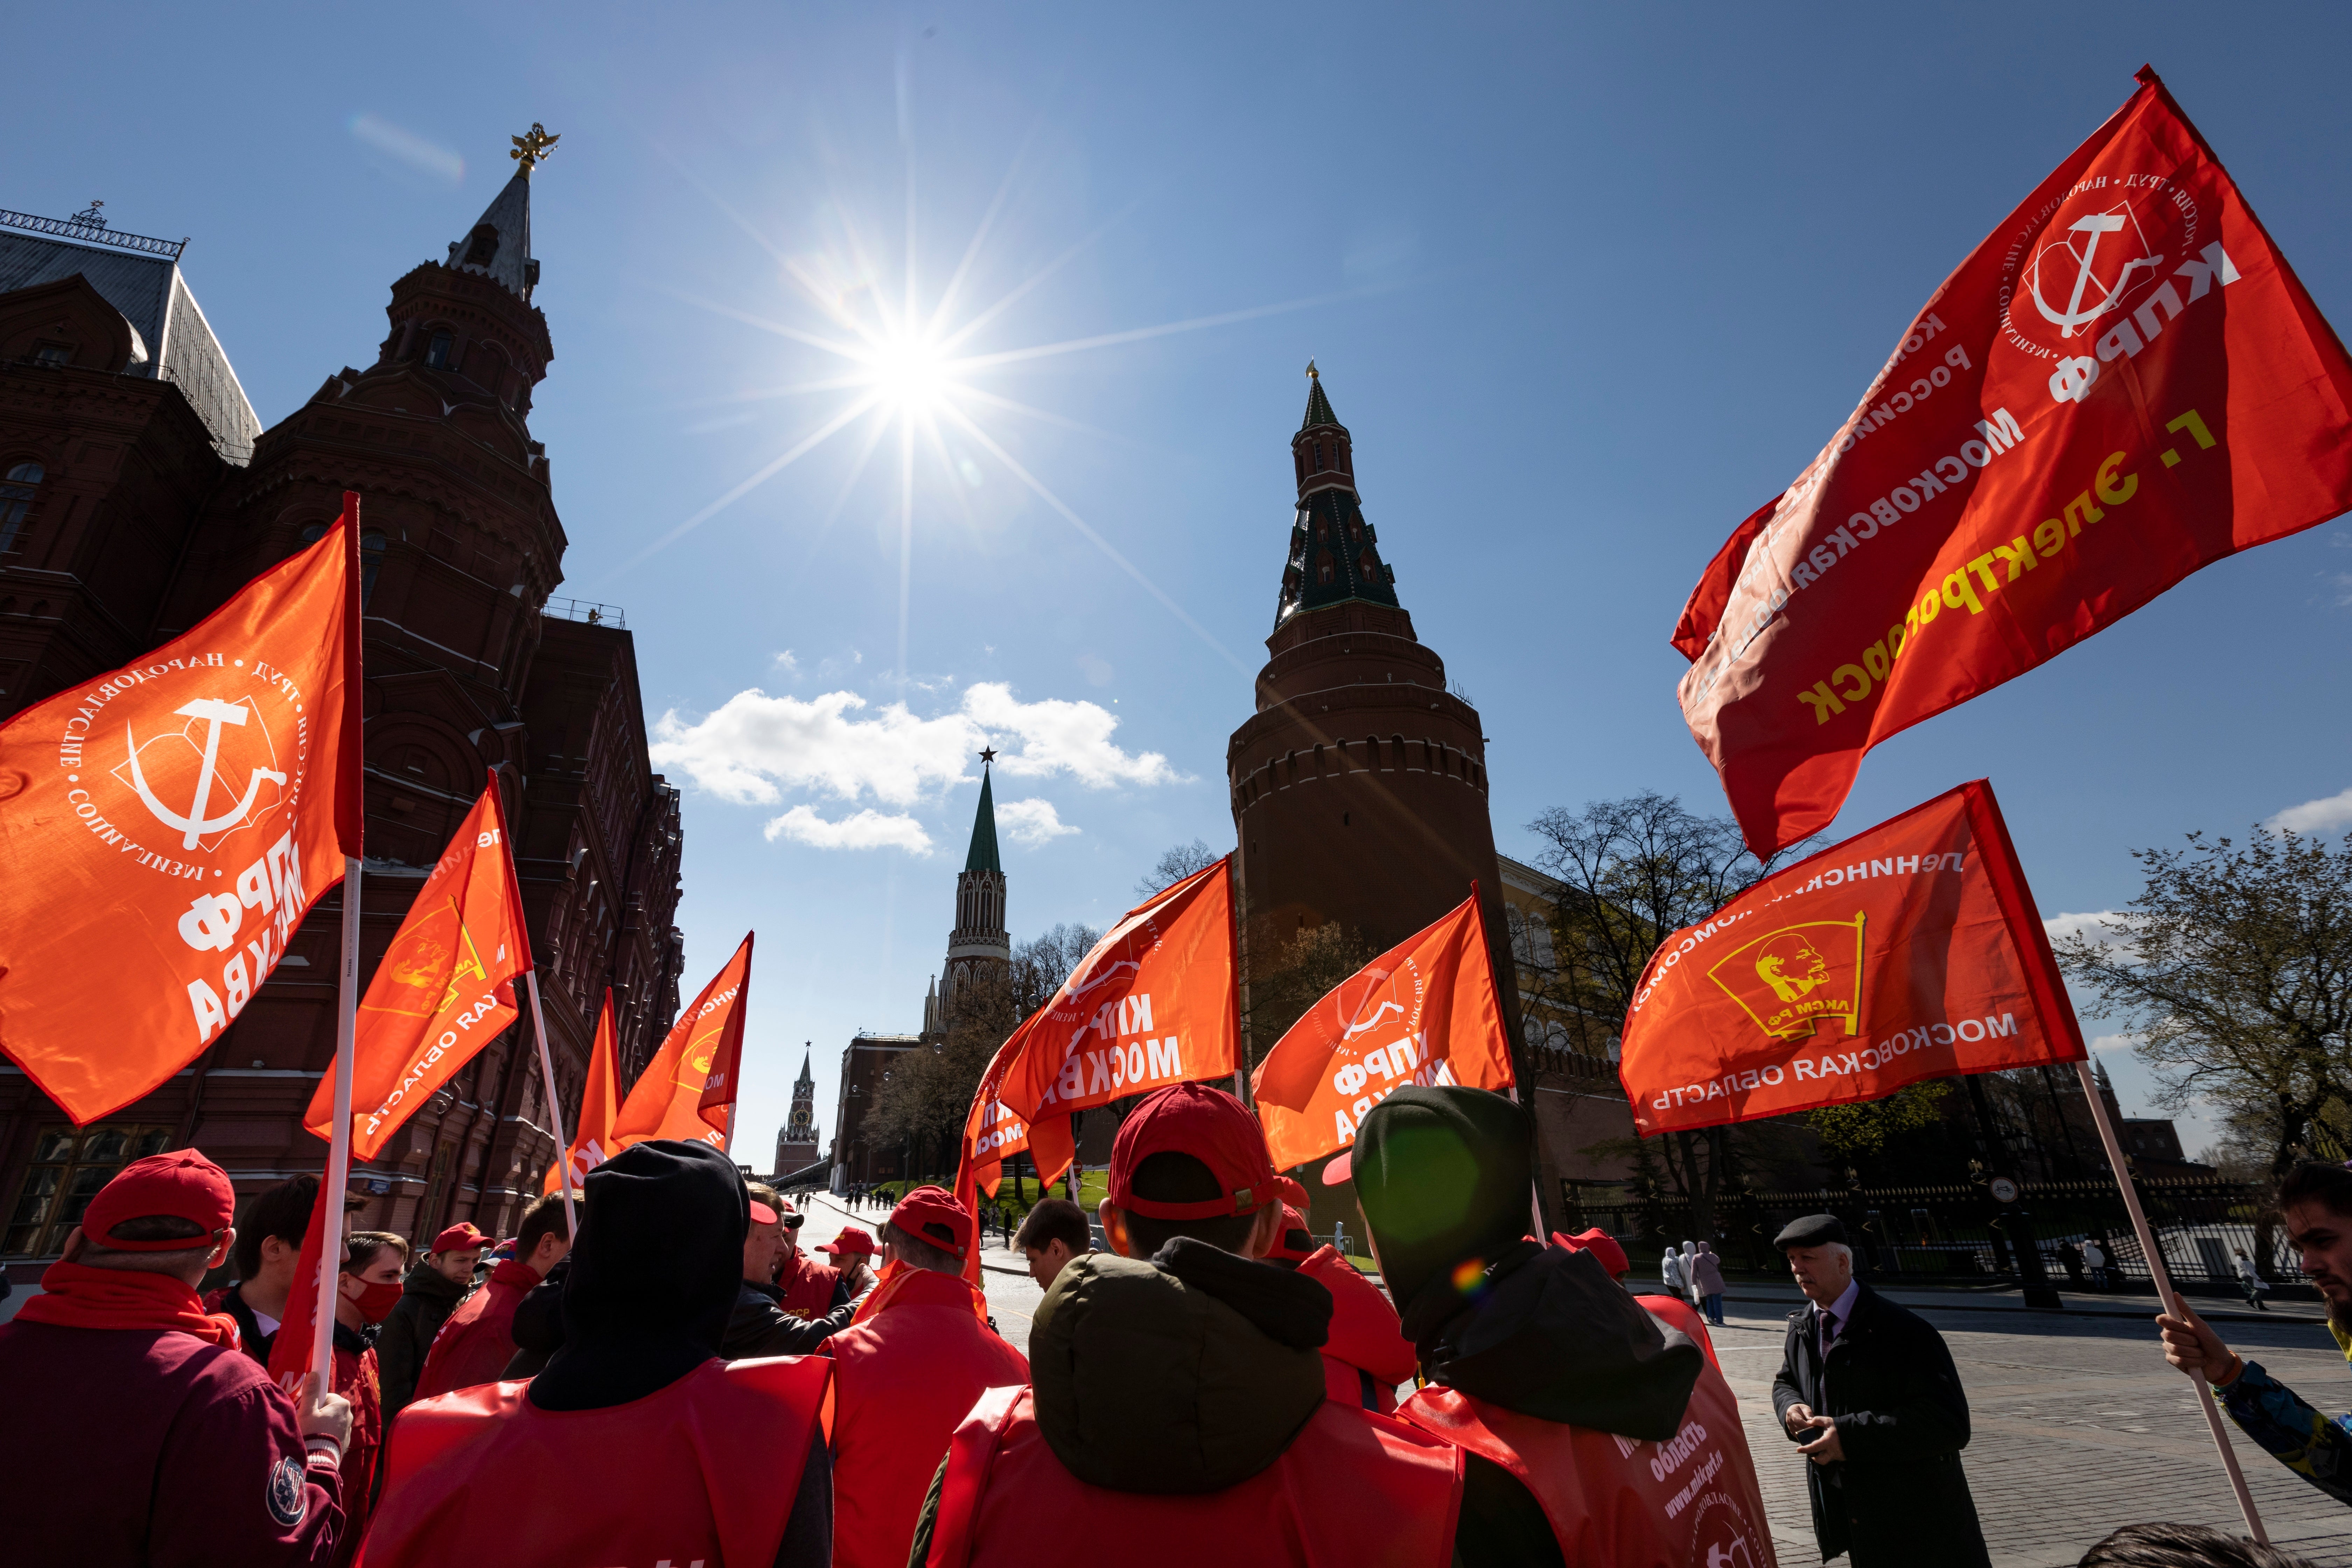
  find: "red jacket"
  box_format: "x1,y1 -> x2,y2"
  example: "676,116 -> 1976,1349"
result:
775,1250 -> 842,1320
924,1386 -> 1462,1568
1399,1360 -> 1776,1568
1298,1247 -> 1416,1414
830,1268 -> 1029,1568
410,1259 -> 537,1401
360,1356 -> 831,1568
0,1317 -> 346,1567
327,1335 -> 382,1568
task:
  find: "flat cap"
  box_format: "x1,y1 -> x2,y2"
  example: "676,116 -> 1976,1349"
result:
1773,1213 -> 1849,1250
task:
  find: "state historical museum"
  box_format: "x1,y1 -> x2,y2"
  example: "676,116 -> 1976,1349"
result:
0,145 -> 686,1289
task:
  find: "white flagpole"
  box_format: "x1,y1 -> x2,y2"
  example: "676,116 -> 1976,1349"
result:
2075,1059 -> 2266,1541
525,971 -> 577,1235
312,856 -> 362,1392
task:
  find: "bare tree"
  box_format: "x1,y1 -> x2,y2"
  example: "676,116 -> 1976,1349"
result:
1246,922 -> 1379,1072
1137,839 -> 1223,899
2055,827 -> 2352,1182
1524,791 -> 1815,1239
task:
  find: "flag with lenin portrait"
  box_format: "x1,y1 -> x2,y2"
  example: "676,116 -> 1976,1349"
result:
1617,779 -> 2084,1134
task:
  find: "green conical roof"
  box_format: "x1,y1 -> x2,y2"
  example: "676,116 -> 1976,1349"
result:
965,765 -> 1003,873
1300,371 -> 1339,432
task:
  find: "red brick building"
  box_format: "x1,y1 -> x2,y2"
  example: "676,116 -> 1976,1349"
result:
0,161 -> 684,1289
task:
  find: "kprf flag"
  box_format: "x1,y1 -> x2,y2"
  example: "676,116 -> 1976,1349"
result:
0,496 -> 365,1124
303,777 -> 529,1161
612,933 -> 753,1151
1618,780 -> 2084,1135
1675,68 -> 2352,856
967,1064 -> 1031,1200
266,1175 -> 336,1394
545,989 -> 620,1196
994,857 -> 1238,1183
1252,891 -> 1515,1172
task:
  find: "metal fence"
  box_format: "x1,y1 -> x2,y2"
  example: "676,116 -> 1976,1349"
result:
1564,1176 -> 2305,1297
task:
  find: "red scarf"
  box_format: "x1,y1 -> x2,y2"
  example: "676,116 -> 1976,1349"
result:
15,1259 -> 241,1349
848,1259 -> 990,1328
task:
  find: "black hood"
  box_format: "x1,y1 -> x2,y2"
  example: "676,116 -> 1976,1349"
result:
1028,1239 -> 1332,1495
1425,1242 -> 1703,1441
529,1139 -> 746,1411
1351,1086 -> 1535,1336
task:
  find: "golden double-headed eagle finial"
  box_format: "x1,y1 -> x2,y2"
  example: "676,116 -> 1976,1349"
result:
511,124 -> 560,175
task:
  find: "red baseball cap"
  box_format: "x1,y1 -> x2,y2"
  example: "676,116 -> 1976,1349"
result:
432,1223 -> 487,1254
889,1186 -> 973,1261
1265,1205 -> 1318,1266
748,1200 -> 780,1226
818,1225 -> 877,1258
1109,1082 -> 1275,1220
1555,1227 -> 1630,1278
81,1150 -> 234,1252
1275,1174 -> 1310,1210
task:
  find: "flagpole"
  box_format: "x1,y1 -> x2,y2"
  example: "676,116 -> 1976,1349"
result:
312,856 -> 362,1393
2074,1059 -> 2266,1541
524,971 -> 577,1236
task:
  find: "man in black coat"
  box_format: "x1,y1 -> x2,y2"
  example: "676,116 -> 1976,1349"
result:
1769,1214 -> 1989,1567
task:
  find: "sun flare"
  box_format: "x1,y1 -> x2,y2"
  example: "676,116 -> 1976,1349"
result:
864,330 -> 954,412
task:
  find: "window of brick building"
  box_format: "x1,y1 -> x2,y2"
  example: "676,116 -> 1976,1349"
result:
32,343 -> 71,365
0,462 -> 44,553
5,1125 -> 174,1256
425,329 -> 454,370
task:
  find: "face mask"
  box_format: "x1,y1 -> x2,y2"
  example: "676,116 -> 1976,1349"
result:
352,1279 -> 404,1324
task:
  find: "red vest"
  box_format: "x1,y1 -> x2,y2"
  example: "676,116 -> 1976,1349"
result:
1634,1293 -> 1720,1371
1398,1362 -> 1774,1568
361,1356 -> 830,1568
924,1386 -> 1462,1568
831,1269 -> 1029,1568
776,1251 -> 841,1320
411,1259 -> 538,1400
1298,1247 -> 1415,1414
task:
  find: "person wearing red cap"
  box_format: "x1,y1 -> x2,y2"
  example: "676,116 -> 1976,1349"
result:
827,1184 -> 1027,1568
376,1223 -> 484,1417
723,1183 -> 858,1359
0,1149 -> 356,1567
771,1192 -> 849,1320
1266,1205 -> 1418,1415
1554,1227 -> 1720,1371
412,1194 -> 570,1401
909,1083 -> 1462,1568
817,1223 -> 882,1297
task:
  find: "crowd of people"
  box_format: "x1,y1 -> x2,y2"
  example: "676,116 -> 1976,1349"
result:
3,1083 -> 2347,1567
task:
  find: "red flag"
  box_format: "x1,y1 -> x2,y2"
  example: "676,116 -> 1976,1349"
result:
1252,891 -> 1514,1171
612,934 -> 753,1152
0,495 -> 365,1124
1617,780 -> 2084,1135
265,1176 -> 335,1394
304,777 -> 529,1161
1676,69 -> 2352,856
546,989 -> 621,1195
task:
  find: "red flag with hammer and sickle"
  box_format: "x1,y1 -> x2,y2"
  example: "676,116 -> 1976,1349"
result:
612,933 -> 754,1152
0,495 -> 365,1124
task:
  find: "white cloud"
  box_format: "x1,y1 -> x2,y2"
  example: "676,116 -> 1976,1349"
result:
348,114 -> 464,185
649,682 -> 1181,817
772,650 -> 799,676
2267,786 -> 2352,835
2044,910 -> 2133,952
997,798 -> 1079,847
763,806 -> 932,855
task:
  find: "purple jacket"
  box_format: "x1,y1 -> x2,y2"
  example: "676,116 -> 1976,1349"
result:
0,1318 -> 345,1567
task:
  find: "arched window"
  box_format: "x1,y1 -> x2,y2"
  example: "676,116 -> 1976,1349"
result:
1316,550 -> 1335,585
462,225 -> 500,267
297,522 -> 387,606
425,330 -> 454,370
0,462 -> 43,553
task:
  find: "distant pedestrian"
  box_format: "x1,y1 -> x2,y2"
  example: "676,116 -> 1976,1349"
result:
0,1149 -> 355,1566
1690,1239 -> 1728,1326
1771,1213 -> 1990,1568
1680,1240 -> 1700,1307
376,1223 -> 483,1417
2237,1249 -> 2271,1311
1661,1242 -> 1686,1297
1013,1197 -> 1093,1292
2057,1239 -> 2086,1288
2083,1237 -> 2110,1291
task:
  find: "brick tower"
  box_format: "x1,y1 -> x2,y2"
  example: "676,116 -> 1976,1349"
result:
931,751 -> 1011,1026
1226,367 -> 1524,1089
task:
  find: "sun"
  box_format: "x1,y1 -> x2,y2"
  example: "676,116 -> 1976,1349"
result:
864,329 -> 953,412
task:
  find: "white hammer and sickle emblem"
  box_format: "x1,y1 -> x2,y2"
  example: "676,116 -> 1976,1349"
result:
2033,212 -> 2163,338
127,698 -> 287,849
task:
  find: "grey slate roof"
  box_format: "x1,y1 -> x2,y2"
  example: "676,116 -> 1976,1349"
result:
446,173 -> 536,302
0,228 -> 261,459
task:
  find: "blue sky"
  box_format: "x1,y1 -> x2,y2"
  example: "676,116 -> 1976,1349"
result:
18,4 -> 2352,1160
